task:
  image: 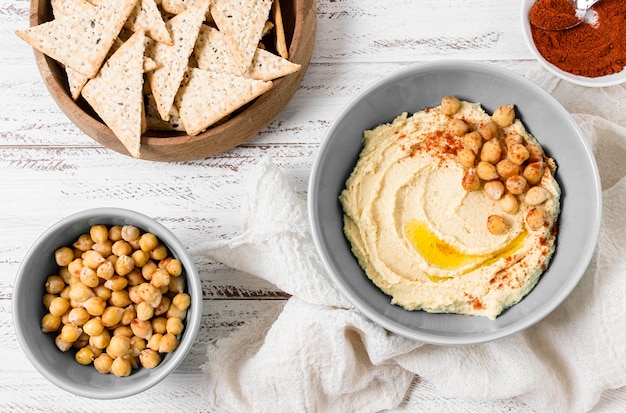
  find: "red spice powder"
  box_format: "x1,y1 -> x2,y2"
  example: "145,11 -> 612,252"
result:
530,0 -> 626,78
530,0 -> 579,30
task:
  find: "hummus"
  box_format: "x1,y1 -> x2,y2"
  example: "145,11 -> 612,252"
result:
339,99 -> 560,319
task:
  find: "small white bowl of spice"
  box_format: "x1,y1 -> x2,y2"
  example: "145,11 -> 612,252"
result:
521,0 -> 626,87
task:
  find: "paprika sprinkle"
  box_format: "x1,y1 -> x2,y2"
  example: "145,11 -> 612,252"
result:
530,0 -> 579,30
530,0 -> 626,78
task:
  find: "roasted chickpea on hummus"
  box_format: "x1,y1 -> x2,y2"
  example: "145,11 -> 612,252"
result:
339,97 -> 560,319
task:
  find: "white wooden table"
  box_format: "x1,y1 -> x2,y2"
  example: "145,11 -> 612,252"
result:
1,0 -> 624,411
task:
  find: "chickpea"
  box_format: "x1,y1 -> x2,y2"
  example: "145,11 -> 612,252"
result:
121,225 -> 141,242
55,247 -> 75,267
82,297 -> 105,316
492,104 -> 515,127
89,329 -> 111,349
504,132 -> 523,147
104,275 -> 128,292
93,285 -> 112,302
172,293 -> 191,311
130,318 -> 153,340
449,118 -> 469,137
168,276 -> 185,294
45,275 -> 65,295
107,335 -> 132,359
523,161 -> 545,185
75,347 -> 95,365
457,148 -> 475,168
152,317 -> 168,334
112,240 -> 133,257
136,301 -> 155,321
43,293 -> 57,309
142,260 -> 158,280
507,143 -> 530,165
113,326 -> 133,339
125,269 -> 143,287
139,233 -> 159,252
159,333 -> 180,353
92,241 -> 113,258
499,193 -> 519,214
59,267 -> 71,284
101,306 -> 125,328
79,266 -> 99,288
131,249 -> 150,268
83,317 -> 105,337
73,234 -> 94,251
128,285 -> 143,304
61,309 -> 71,325
130,336 -> 146,357
476,161 -> 499,181
487,215 -> 508,235
477,120 -> 499,140
55,335 -> 73,352
441,96 -> 461,115
166,304 -> 187,321
49,296 -> 70,317
496,159 -> 521,179
60,324 -> 83,343
462,168 -> 481,191
166,317 -> 184,335
108,225 -> 123,242
68,307 -> 90,326
139,349 -> 161,369
463,131 -> 483,154
480,138 -> 502,164
121,305 -> 137,325
94,353 -> 114,374
109,290 -> 132,308
154,296 -> 171,316
151,268 -> 170,289
150,244 -> 168,261
73,332 -> 90,349
114,255 -> 135,277
60,285 -> 71,300
505,175 -> 528,195
525,186 -> 551,206
162,257 -> 183,277
88,224 -> 109,244
147,333 -> 163,351
69,282 -> 95,302
41,313 -> 62,333
137,283 -> 162,308
526,208 -> 547,230
67,258 -> 84,278
96,260 -> 115,281
484,181 -> 505,200
526,143 -> 544,162
111,356 -> 132,377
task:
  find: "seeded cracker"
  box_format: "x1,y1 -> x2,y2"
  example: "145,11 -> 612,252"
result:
146,0 -> 209,121
81,31 -> 146,158
193,25 -> 300,81
210,0 -> 274,75
15,0 -> 138,78
175,68 -> 273,136
126,0 -> 172,45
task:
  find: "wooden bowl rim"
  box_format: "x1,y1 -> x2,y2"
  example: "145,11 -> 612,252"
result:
31,0 -> 317,161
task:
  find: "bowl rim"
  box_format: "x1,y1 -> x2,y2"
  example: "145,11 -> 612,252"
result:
520,0 -> 626,87
308,60 -> 602,345
12,207 -> 203,398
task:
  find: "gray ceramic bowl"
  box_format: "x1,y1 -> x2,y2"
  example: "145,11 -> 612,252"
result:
13,208 -> 202,398
308,60 -> 602,345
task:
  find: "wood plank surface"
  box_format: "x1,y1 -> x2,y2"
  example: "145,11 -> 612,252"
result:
1,0 -> 624,411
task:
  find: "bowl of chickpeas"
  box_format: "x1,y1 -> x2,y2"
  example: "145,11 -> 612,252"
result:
12,208 -> 202,399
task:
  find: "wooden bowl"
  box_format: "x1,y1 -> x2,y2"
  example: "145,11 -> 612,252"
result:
30,0 -> 316,162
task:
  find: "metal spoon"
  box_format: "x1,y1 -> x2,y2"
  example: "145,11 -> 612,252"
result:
530,0 -> 601,31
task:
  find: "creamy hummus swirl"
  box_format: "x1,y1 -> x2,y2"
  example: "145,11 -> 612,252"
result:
340,101 -> 560,319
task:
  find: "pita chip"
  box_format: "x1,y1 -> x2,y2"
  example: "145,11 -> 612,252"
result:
51,0 -> 92,18
126,0 -> 172,45
16,0 -> 138,78
81,30 -> 146,157
175,68 -> 273,136
193,25 -> 300,81
146,0 -> 208,121
210,0 -> 274,74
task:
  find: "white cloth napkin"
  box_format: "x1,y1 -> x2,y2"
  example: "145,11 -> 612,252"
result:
195,63 -> 626,413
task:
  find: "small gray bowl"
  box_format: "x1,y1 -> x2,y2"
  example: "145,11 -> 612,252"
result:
308,60 -> 601,345
13,207 -> 202,399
